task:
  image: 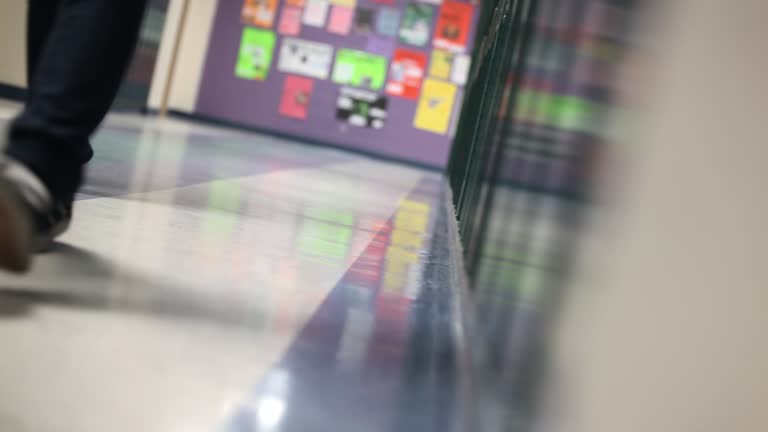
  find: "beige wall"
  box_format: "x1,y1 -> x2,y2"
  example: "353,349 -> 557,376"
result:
0,0 -> 28,87
147,0 -> 218,112
0,0 -> 217,111
545,1 -> 768,432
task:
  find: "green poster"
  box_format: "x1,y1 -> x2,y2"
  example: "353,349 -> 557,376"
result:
331,49 -> 388,90
398,4 -> 433,47
235,27 -> 276,80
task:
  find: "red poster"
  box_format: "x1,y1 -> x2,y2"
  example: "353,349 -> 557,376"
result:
385,49 -> 427,100
279,76 -> 314,119
433,1 -> 474,52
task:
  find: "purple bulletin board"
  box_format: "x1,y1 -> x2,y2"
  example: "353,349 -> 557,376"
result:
195,0 -> 479,168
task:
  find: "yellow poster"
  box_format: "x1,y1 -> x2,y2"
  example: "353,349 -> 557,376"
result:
429,50 -> 453,80
328,0 -> 357,7
414,78 -> 457,134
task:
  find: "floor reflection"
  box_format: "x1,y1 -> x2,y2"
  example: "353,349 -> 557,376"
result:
0,107 -> 433,432
220,178 -> 471,432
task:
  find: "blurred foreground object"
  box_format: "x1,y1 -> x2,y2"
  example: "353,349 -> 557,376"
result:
540,1 -> 768,432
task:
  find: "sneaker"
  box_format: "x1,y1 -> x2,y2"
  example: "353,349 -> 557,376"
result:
0,159 -> 72,273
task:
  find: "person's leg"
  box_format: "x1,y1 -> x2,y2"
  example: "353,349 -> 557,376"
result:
0,0 -> 148,272
26,0 -> 61,83
6,0 -> 148,200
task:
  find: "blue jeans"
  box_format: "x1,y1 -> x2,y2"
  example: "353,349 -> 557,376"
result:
6,0 -> 148,199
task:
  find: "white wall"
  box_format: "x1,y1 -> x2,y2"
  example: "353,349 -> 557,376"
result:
0,0 -> 28,87
147,0 -> 219,112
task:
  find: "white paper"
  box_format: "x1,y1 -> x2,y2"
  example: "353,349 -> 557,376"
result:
350,115 -> 366,127
451,54 -> 471,86
303,0 -> 330,27
278,38 -> 334,79
334,63 -> 354,82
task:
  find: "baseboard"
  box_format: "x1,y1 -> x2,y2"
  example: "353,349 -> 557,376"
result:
0,83 -> 27,102
145,108 -> 444,173
437,180 -> 477,430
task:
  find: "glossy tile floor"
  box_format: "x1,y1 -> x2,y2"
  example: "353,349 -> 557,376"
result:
0,102 -> 570,432
0,102 -> 468,432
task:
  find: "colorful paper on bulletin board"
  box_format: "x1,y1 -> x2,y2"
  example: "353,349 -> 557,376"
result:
429,49 -> 453,79
376,7 -> 400,37
332,49 -> 387,90
414,78 -> 457,134
278,6 -> 302,35
451,54 -> 470,85
337,87 -> 388,129
278,38 -> 334,79
235,28 -> 276,80
287,0 -> 305,6
303,0 -> 330,27
353,8 -> 375,34
386,49 -> 427,99
279,75 -> 314,119
433,1 -> 474,52
399,4 -> 434,47
366,35 -> 395,57
376,8 -> 400,37
328,0 -> 357,7
241,0 -> 278,28
327,6 -> 354,35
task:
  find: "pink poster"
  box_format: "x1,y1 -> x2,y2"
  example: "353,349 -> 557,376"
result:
327,6 -> 354,35
278,7 -> 302,35
279,76 -> 314,119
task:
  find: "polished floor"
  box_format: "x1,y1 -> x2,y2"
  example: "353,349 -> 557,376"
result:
0,102 -> 565,432
0,102 -> 463,432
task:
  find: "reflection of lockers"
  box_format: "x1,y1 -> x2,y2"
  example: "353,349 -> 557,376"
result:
447,0 -> 636,272
195,0 -> 480,168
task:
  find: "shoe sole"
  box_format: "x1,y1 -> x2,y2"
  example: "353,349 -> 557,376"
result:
0,179 -> 32,273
